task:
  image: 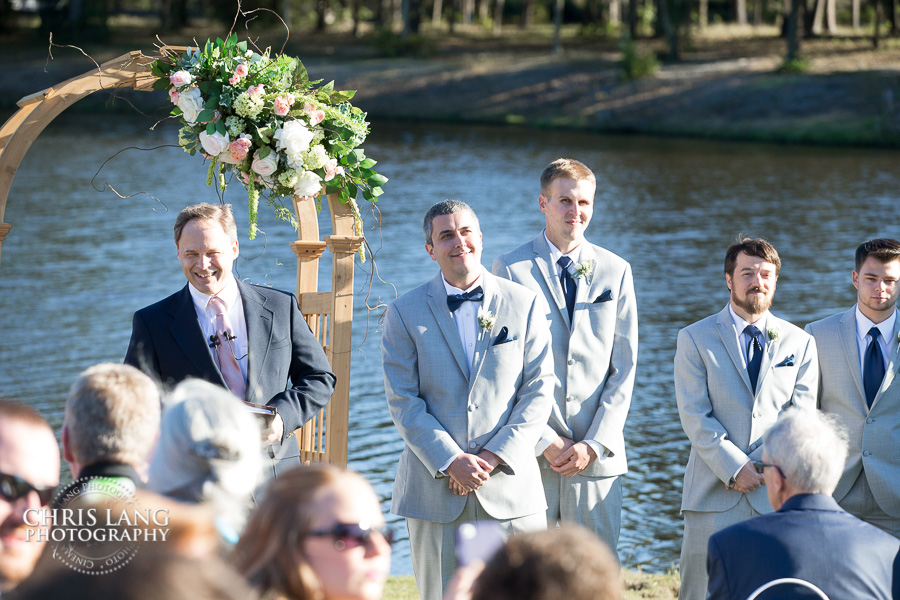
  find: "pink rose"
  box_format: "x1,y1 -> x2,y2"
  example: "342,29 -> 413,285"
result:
170,70 -> 192,87
251,149 -> 279,177
323,158 -> 341,181
238,171 -> 252,184
229,136 -> 252,161
168,88 -> 180,104
273,95 -> 293,117
310,109 -> 326,125
248,84 -> 265,99
229,75 -> 240,86
235,63 -> 248,77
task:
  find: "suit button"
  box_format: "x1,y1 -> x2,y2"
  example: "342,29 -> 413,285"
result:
567,359 -> 575,366
468,405 -> 475,412
752,411 -> 760,418
567,396 -> 575,403
469,442 -> 477,449
863,450 -> 871,457
866,417 -> 875,424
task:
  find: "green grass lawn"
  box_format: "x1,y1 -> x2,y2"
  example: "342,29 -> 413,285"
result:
384,570 -> 680,599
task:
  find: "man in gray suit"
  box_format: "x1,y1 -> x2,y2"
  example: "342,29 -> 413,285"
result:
675,237 -> 818,600
492,158 -> 637,554
383,200 -> 554,600
806,238 -> 900,538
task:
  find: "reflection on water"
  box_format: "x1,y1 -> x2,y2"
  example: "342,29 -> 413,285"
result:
1,113 -> 899,576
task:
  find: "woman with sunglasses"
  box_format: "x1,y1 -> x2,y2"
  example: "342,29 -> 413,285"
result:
234,464 -> 392,600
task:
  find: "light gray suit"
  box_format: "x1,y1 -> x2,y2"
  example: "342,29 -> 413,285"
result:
492,233 -> 637,552
382,271 -> 554,600
674,306 -> 818,600
806,307 -> 900,536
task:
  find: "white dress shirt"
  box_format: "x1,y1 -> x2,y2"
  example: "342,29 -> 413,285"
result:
188,277 -> 249,381
442,271 -> 484,373
855,305 -> 894,375
727,305 -> 770,481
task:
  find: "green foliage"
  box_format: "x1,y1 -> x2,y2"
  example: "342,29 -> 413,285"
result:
618,36 -> 660,81
372,29 -> 436,58
779,58 -> 809,73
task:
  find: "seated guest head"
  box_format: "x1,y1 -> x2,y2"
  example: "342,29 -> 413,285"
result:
148,379 -> 262,537
234,464 -> 391,600
470,525 -> 621,600
62,363 -> 161,480
759,408 -> 849,510
0,400 -> 60,593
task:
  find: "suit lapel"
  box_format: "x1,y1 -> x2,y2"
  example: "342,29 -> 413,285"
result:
426,274 -> 470,378
839,307 -> 867,403
168,285 -> 225,386
240,281 -> 274,403
754,316 -> 782,393
715,306 -> 754,394
468,277 -> 500,389
570,243 -> 596,332
532,235 -> 569,328
873,309 -> 900,408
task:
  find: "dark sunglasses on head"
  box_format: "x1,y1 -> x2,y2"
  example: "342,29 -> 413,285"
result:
309,521 -> 394,551
0,472 -> 56,506
752,461 -> 785,478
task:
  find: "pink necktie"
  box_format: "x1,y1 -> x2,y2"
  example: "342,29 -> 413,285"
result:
208,296 -> 246,398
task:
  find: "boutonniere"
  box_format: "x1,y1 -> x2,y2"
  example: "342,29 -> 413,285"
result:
477,306 -> 496,331
573,259 -> 594,280
767,327 -> 780,341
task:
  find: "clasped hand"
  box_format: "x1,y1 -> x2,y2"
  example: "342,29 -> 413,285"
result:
448,451 -> 500,495
726,461 -> 765,493
543,437 -> 597,477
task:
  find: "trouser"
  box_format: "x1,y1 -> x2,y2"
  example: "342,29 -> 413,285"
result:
406,494 -> 546,600
678,495 -> 760,600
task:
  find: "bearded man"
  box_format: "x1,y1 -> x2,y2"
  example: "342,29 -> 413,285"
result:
673,237 -> 818,600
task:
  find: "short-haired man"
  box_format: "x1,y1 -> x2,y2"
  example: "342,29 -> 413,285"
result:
707,408 -> 900,600
492,158 -> 637,553
383,200 -> 554,600
62,363 -> 161,489
125,203 -> 335,477
674,237 -> 818,600
806,238 -> 900,538
0,400 -> 60,593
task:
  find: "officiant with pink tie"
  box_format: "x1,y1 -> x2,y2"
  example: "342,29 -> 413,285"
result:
124,202 -> 335,477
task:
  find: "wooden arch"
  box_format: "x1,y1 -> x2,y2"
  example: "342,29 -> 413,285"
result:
0,50 -> 362,465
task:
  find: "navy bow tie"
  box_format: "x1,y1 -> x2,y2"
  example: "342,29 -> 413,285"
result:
447,287 -> 484,312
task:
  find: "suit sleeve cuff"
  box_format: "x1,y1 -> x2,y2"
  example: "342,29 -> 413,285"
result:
535,431 -> 559,456
584,440 -> 606,459
438,454 -> 461,477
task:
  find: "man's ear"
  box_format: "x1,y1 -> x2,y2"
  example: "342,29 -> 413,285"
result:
538,194 -> 548,213
425,244 -> 436,261
725,273 -> 733,292
61,424 -> 74,464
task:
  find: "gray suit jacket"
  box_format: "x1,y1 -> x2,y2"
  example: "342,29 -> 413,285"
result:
382,271 -> 555,523
124,280 -> 336,476
805,307 -> 900,516
675,306 -> 818,513
492,234 -> 637,477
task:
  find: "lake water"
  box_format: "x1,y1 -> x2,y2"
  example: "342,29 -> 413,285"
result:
1,113 -> 898,576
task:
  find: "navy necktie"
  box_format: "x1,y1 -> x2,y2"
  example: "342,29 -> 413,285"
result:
744,325 -> 764,393
558,256 -> 576,323
447,286 -> 484,312
864,326 -> 885,408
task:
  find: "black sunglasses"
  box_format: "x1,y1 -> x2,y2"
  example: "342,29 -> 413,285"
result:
0,472 -> 57,506
309,521 -> 394,551
752,461 -> 785,478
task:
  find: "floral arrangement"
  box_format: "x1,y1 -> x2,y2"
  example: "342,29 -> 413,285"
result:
477,307 -> 496,331
151,34 -> 387,240
767,327 -> 779,341
573,259 -> 594,280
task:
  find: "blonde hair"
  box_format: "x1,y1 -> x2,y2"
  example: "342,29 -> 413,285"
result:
539,158 -> 596,195
65,363 -> 160,467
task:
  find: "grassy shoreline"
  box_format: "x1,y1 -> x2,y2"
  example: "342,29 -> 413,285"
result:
385,570 -> 680,599
2,24 -> 899,148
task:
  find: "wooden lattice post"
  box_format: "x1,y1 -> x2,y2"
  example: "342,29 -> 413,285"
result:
290,194 -> 363,466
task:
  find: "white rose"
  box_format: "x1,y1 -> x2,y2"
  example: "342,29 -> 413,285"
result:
293,171 -> 322,197
274,120 -> 314,161
251,149 -> 279,177
199,130 -> 230,157
176,87 -> 204,124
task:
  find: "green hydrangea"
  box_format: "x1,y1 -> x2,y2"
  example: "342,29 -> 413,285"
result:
233,92 -> 264,119
225,116 -> 246,137
277,169 -> 300,188
302,144 -> 328,170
